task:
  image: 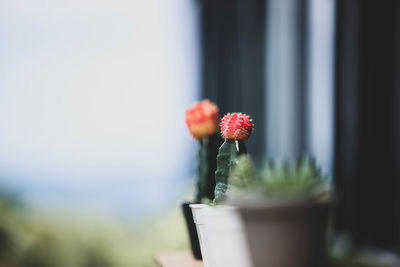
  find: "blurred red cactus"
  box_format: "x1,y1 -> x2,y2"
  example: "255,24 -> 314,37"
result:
220,113 -> 254,141
185,99 -> 219,140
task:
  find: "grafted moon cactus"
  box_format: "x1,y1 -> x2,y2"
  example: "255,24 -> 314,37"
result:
185,99 -> 220,202
220,112 -> 254,141
186,100 -> 219,140
214,113 -> 254,203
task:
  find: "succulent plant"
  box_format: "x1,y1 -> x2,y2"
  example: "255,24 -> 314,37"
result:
185,99 -> 220,202
258,157 -> 329,198
229,156 -> 330,200
214,113 -> 254,203
229,154 -> 255,190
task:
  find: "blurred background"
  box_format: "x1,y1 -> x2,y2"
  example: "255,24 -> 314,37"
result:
0,0 -> 399,266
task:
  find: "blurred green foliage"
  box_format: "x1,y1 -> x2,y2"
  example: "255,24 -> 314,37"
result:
229,154 -> 255,190
258,157 -> 329,197
0,189 -> 188,267
229,155 -> 330,199
331,254 -> 391,267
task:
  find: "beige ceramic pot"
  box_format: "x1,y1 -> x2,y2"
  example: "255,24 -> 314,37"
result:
238,199 -> 332,267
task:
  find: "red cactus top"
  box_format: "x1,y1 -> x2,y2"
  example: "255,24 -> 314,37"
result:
185,99 -> 219,140
220,112 -> 254,141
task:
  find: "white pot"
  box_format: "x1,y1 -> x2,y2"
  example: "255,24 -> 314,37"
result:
190,204 -> 252,267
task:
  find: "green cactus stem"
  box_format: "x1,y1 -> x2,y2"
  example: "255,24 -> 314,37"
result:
214,139 -> 247,203
195,136 -> 209,203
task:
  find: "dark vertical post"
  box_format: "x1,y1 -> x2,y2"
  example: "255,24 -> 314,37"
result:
334,0 -> 400,249
394,0 -> 400,249
334,0 -> 360,241
200,0 -> 266,160
356,0 -> 398,249
236,0 -> 266,159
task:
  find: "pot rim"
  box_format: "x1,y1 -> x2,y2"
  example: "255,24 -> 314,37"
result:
189,203 -> 240,210
189,203 -> 210,210
233,197 -> 335,212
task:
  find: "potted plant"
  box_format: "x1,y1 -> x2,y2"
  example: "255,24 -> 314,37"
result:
232,156 -> 334,267
191,112 -> 254,267
183,99 -> 220,259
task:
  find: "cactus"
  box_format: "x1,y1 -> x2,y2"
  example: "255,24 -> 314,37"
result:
214,113 -> 254,203
214,139 -> 249,202
220,112 -> 253,141
195,137 -> 209,203
186,100 -> 220,202
185,100 -> 219,140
